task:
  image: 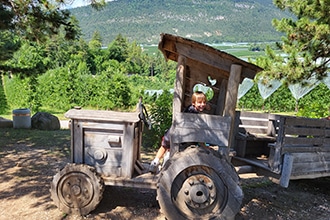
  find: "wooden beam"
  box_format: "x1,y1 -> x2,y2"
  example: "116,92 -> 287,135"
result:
224,64 -> 242,151
172,55 -> 186,119
215,79 -> 227,115
176,42 -> 257,79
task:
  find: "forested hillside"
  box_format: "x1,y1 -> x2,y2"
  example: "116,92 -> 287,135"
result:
70,0 -> 292,45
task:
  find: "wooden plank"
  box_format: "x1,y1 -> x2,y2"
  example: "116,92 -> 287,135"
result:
290,152 -> 330,162
72,120 -> 84,163
279,153 -> 293,187
172,55 -> 186,116
289,172 -> 330,180
186,58 -> 229,81
158,33 -> 262,79
175,42 -> 259,79
291,162 -> 330,175
282,146 -> 330,153
235,111 -> 279,136
284,126 -> 325,136
123,122 -> 135,178
239,111 -> 270,119
215,79 -> 227,115
102,173 -> 158,189
65,109 -> 140,122
238,127 -> 269,135
176,42 -> 231,76
324,138 -> 330,146
268,117 -> 286,172
171,113 -> 231,147
285,116 -> 326,127
283,136 -> 324,146
224,64 -> 242,150
239,117 -> 269,124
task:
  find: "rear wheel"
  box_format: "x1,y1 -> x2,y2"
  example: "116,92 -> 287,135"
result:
50,163 -> 104,216
157,146 -> 242,220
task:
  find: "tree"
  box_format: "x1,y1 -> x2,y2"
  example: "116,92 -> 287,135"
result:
0,0 -> 105,71
1,0 -> 73,43
106,34 -> 129,62
258,0 -> 330,83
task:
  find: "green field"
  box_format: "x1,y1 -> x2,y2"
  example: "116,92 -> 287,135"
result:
142,43 -> 267,60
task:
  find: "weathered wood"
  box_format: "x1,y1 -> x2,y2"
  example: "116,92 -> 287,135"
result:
224,64 -> 242,118
158,33 -> 262,80
224,64 -> 242,152
65,109 -> 140,122
289,151 -> 330,162
186,59 -> 229,81
72,120 -> 83,163
215,79 -> 227,115
268,115 -> 330,181
233,111 -> 278,157
66,109 -> 143,179
291,161 -> 330,178
279,153 -> 293,187
102,172 -> 158,189
283,137 -> 324,146
173,55 -> 186,116
171,113 -> 231,147
124,122 -> 135,178
236,111 -> 278,135
282,146 -> 330,153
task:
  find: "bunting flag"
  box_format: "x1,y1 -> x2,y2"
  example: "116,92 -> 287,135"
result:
288,75 -> 320,100
238,78 -> 254,99
257,78 -> 282,100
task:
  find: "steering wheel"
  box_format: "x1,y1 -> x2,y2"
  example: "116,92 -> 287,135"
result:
138,97 -> 151,129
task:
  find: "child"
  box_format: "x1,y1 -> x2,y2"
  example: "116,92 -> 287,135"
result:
149,91 -> 207,173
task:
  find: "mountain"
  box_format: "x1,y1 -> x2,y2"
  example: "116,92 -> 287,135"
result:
70,0 -> 292,45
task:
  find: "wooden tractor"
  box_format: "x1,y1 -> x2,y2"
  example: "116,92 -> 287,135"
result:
50,33 -> 263,219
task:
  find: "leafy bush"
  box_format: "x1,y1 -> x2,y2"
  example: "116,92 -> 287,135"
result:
142,90 -> 173,150
297,83 -> 330,118
3,74 -> 31,111
0,77 -> 8,114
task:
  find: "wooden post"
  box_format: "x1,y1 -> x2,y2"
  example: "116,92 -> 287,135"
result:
172,55 -> 186,121
215,79 -> 228,115
171,55 -> 186,155
223,64 -> 242,155
279,153 -> 293,188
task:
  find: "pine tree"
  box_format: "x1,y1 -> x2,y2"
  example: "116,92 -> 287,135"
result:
259,0 -> 330,83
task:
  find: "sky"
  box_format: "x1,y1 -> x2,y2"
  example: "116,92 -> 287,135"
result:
67,0 -> 90,8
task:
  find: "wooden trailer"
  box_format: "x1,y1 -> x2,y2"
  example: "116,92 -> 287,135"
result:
232,112 -> 330,187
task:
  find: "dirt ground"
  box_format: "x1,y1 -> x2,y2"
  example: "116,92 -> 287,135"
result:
0,129 -> 329,220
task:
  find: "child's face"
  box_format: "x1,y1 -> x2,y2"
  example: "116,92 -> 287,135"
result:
193,99 -> 206,112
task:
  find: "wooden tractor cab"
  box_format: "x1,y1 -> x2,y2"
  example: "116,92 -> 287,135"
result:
50,33 -> 263,219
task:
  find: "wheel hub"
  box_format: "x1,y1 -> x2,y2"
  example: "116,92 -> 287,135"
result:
58,174 -> 93,208
182,174 -> 216,209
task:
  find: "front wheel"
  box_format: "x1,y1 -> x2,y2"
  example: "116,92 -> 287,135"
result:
50,163 -> 104,216
157,146 -> 243,220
